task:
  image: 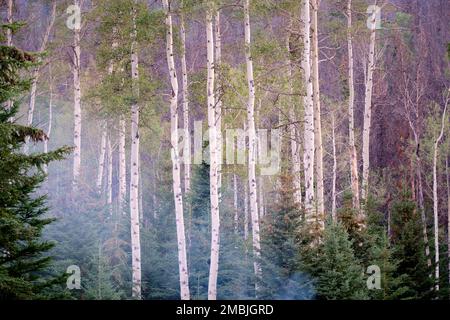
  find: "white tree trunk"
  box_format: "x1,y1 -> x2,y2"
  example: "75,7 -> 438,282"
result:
286,33 -> 302,208
119,117 -> 126,211
215,10 -> 223,192
163,0 -> 190,300
234,174 -> 239,234
347,0 -> 361,211
432,93 -> 448,292
72,0 -> 82,189
6,0 -> 12,46
107,133 -> 113,215
446,157 -> 450,289
244,182 -> 249,241
129,2 -> 141,299
259,177 -> 264,218
244,0 -> 262,295
206,6 -> 221,300
43,68 -> 53,175
96,122 -> 107,192
312,0 -> 324,229
301,0 -> 315,223
180,11 -> 191,194
331,112 -> 337,222
25,0 -> 56,154
361,5 -> 377,204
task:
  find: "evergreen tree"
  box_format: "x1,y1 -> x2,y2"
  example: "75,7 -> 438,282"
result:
260,174 -> 314,299
0,35 -> 70,299
302,223 -> 368,300
390,191 -> 434,299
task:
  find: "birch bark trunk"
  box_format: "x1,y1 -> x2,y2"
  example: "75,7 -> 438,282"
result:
361,3 -> 378,204
43,68 -> 53,175
25,1 -> 57,154
163,0 -> 190,300
107,133 -> 113,215
72,0 -> 82,190
331,112 -> 337,222
6,0 -> 12,46
432,93 -> 448,292
206,6 -> 220,300
234,174 -> 239,234
301,0 -> 315,223
97,122 -> 107,192
215,10 -> 223,192
446,157 -> 450,289
244,0 -> 262,295
129,1 -> 141,299
180,10 -> 191,194
118,117 -> 126,211
311,0 -> 324,229
286,33 -> 302,208
347,0 -> 360,211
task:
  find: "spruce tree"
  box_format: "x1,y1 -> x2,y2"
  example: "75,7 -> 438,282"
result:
0,33 -> 70,299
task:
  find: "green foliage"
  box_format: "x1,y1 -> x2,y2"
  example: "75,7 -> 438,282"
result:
0,39 -> 70,300
390,191 -> 434,299
302,223 -> 368,300
260,175 -> 315,300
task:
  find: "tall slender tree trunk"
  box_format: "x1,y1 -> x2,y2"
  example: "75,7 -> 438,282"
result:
163,0 -> 190,300
331,111 -> 337,222
6,0 -> 12,46
446,157 -> 450,290
97,122 -> 107,192
118,117 -> 126,211
107,133 -> 113,215
25,0 -> 56,154
311,0 -> 324,229
361,3 -> 378,205
432,94 -> 448,292
206,6 -> 220,300
129,1 -> 141,299
72,0 -> 82,190
301,0 -> 315,224
244,0 -> 261,295
347,0 -> 360,211
43,67 -> 53,175
180,10 -> 191,194
215,10 -> 223,192
286,32 -> 302,208
234,174 -> 239,234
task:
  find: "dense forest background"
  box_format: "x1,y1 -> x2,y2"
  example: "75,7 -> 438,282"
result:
1,0 -> 450,300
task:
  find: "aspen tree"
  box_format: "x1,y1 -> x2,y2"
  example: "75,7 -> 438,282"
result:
180,4 -> 191,194
446,157 -> 450,289
96,122 -> 107,192
361,2 -> 378,205
331,111 -> 337,222
346,0 -> 360,210
311,0 -> 324,229
6,0 -> 12,46
72,0 -> 82,189
301,0 -> 315,223
215,10 -> 223,192
163,0 -> 190,300
118,118 -> 126,210
244,0 -> 262,294
43,66 -> 54,175
25,0 -> 56,154
107,133 -> 113,215
286,31 -> 302,208
129,0 -> 141,299
432,92 -> 449,292
206,3 -> 220,300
